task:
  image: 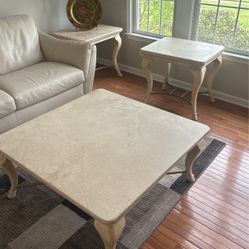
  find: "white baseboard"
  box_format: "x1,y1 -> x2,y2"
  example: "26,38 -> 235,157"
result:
97,57 -> 249,108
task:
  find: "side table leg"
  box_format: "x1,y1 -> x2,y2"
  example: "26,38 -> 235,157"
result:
185,142 -> 203,182
94,217 -> 126,249
162,61 -> 171,90
0,153 -> 18,199
190,66 -> 207,121
207,55 -> 222,102
112,34 -> 122,77
142,57 -> 153,103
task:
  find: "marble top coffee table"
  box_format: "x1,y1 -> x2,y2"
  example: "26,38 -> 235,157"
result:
141,37 -> 224,120
0,89 -> 209,249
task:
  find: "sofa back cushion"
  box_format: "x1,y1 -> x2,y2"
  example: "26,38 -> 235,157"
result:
0,14 -> 43,75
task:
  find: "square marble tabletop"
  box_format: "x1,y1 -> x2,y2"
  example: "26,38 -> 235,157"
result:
0,89 -> 209,249
53,24 -> 123,44
141,37 -> 224,66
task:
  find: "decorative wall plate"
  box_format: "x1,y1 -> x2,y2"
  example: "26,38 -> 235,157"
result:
66,0 -> 102,30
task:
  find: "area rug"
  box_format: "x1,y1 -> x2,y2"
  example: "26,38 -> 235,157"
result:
0,138 -> 225,249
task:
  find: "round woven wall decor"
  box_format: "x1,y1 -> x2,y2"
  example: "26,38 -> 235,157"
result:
66,0 -> 102,30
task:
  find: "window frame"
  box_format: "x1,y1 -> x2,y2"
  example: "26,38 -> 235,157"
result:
192,0 -> 249,56
131,0 -> 177,38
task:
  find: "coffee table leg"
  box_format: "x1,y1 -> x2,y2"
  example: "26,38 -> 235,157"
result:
162,61 -> 171,90
185,143 -> 203,182
142,57 -> 153,103
94,217 -> 126,249
190,65 -> 207,121
113,34 -> 122,77
0,153 -> 18,199
207,55 -> 222,102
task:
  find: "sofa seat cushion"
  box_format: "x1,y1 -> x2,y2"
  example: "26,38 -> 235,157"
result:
0,90 -> 16,118
0,62 -> 85,109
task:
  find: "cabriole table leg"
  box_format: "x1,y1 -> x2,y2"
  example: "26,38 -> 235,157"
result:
142,57 -> 153,103
0,153 -> 18,199
113,34 -> 123,77
185,142 -> 203,182
94,217 -> 125,249
206,55 -> 222,102
162,61 -> 171,90
190,65 -> 207,121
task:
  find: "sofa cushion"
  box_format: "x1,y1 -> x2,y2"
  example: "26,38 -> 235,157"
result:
0,90 -> 16,118
0,14 -> 43,75
0,62 -> 85,109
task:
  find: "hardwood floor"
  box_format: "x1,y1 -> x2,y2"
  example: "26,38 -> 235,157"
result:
94,68 -> 249,249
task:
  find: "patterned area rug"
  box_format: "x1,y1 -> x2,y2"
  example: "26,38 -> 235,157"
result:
0,139 -> 225,249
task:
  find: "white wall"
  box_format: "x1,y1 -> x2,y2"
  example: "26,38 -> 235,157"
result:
0,0 -> 72,32
98,0 -> 249,107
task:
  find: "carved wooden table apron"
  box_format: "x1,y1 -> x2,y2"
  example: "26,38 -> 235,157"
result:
141,37 -> 224,121
54,24 -> 123,76
0,89 -> 209,249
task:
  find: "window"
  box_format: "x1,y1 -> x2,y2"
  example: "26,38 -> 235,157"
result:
196,0 -> 249,55
130,0 -> 248,56
133,0 -> 175,37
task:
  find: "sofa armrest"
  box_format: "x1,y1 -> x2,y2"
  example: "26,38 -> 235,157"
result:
39,31 -> 93,78
83,44 -> 96,93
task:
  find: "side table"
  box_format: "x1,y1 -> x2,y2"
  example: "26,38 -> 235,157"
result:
141,37 -> 224,120
54,24 -> 123,76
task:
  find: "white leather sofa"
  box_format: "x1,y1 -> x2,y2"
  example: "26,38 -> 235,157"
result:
0,14 -> 97,134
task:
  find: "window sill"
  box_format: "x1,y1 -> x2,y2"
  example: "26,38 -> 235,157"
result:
126,32 -> 159,43
222,52 -> 249,65
126,32 -> 249,65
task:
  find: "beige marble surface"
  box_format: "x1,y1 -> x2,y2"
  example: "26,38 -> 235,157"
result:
53,24 -> 123,44
141,37 -> 224,66
0,89 -> 209,223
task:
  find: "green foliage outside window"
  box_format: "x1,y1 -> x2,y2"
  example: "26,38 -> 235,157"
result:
198,1 -> 249,53
138,0 -> 174,36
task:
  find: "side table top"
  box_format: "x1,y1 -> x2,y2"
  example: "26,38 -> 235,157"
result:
0,89 -> 209,223
141,37 -> 224,66
53,24 -> 123,44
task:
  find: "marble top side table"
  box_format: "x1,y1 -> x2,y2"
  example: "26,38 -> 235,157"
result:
54,24 -> 123,76
141,37 -> 224,120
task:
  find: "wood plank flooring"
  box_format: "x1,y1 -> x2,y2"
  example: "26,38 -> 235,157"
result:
93,68 -> 249,249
